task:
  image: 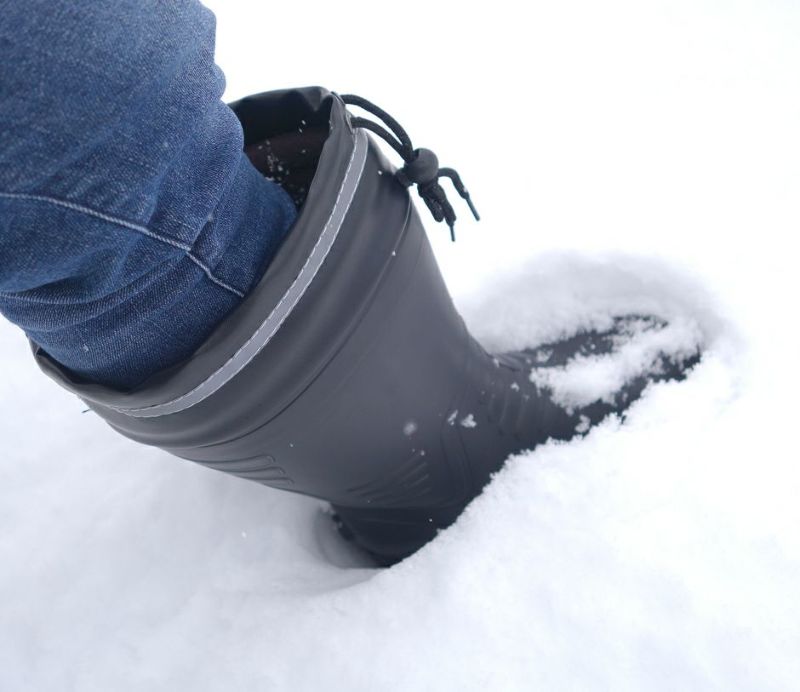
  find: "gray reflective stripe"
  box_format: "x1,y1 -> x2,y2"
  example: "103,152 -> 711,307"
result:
110,130 -> 369,418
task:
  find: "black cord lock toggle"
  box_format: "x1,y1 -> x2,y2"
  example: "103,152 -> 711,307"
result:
340,94 -> 480,242
397,148 -> 440,186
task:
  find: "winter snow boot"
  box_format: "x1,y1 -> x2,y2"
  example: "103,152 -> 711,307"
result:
32,88 -> 699,565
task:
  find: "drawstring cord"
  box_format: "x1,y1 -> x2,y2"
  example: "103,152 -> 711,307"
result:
340,94 -> 479,241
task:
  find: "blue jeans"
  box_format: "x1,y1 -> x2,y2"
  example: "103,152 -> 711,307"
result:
0,0 -> 296,389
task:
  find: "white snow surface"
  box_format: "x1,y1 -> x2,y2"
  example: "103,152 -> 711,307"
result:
3,0 -> 800,689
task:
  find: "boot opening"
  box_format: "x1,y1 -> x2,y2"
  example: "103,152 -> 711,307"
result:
237,92 -> 332,209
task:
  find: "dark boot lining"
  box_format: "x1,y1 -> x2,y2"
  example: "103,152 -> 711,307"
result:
244,126 -> 328,208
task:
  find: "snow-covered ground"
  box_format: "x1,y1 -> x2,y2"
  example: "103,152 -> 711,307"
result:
2,0 -> 799,689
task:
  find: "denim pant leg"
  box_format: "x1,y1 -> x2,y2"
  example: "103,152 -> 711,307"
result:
0,0 -> 296,390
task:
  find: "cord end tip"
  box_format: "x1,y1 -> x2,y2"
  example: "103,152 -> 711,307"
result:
465,197 -> 480,222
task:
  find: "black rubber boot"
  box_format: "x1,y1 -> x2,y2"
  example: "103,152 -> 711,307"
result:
32,88 -> 699,565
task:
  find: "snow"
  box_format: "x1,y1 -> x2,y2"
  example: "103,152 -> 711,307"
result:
575,414 -> 591,434
467,257 -> 712,412
402,421 -> 418,436
460,414 -> 478,429
2,0 -> 800,689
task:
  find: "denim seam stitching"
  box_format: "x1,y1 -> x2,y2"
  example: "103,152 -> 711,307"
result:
0,191 -> 245,298
179,148 -> 249,293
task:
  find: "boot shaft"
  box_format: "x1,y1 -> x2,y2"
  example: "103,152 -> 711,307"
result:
32,88 -> 481,510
